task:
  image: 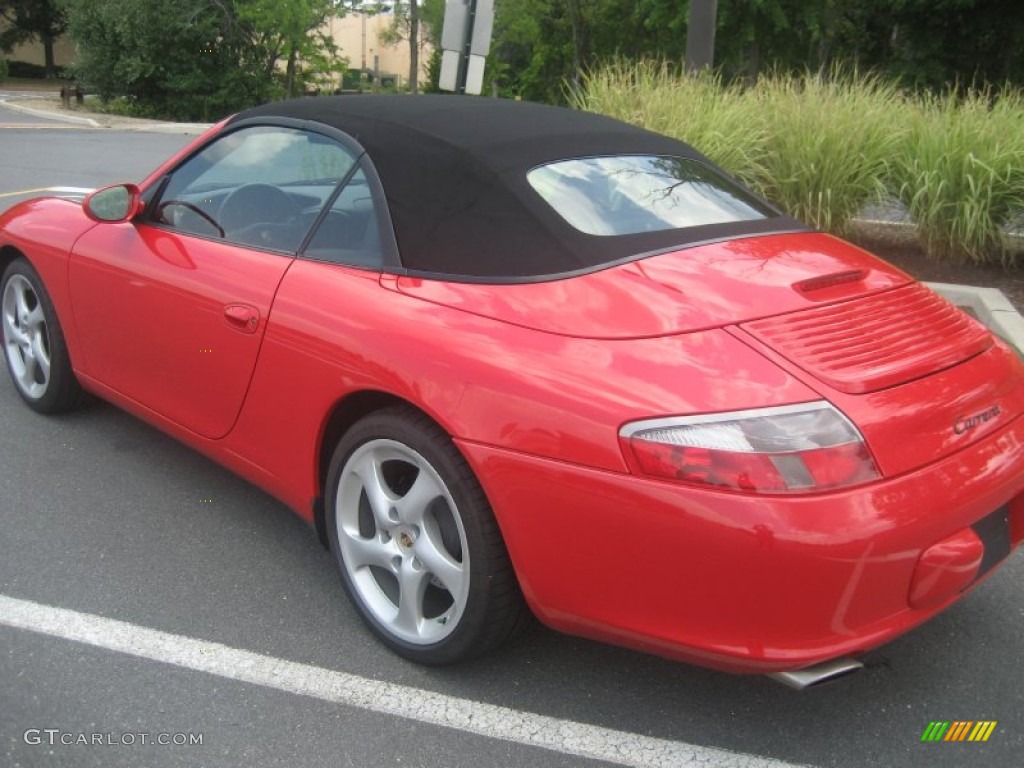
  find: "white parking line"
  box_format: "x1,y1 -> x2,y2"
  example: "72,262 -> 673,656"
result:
0,594 -> 809,768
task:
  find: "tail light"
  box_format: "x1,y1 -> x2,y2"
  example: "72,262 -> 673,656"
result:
619,402 -> 880,494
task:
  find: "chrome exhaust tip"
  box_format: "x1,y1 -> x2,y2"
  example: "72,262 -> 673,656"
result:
767,658 -> 864,690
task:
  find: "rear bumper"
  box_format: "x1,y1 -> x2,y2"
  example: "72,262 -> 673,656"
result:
458,412 -> 1024,673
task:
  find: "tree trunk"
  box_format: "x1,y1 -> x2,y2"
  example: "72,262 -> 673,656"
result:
286,46 -> 298,98
566,0 -> 588,89
999,26 -> 1017,82
264,40 -> 283,79
746,37 -> 761,86
43,34 -> 56,79
409,0 -> 420,94
685,0 -> 718,73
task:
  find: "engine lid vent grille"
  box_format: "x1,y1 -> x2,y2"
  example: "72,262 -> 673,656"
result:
741,283 -> 992,394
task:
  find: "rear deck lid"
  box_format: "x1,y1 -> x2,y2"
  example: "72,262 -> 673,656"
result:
736,285 -> 1024,477
741,283 -> 993,394
394,233 -> 910,339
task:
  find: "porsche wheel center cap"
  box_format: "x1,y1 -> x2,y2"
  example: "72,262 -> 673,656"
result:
397,529 -> 416,550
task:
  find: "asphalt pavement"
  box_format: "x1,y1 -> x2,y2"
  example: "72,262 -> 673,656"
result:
1,101 -> 1022,768
0,100 -> 194,208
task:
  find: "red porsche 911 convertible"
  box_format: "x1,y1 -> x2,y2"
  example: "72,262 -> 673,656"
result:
2,96 -> 1022,688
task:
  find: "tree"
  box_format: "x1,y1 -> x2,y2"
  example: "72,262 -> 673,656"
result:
482,0 -> 691,102
880,0 -> 1024,89
378,1 -> 433,93
482,0 -> 568,102
0,0 -> 67,78
235,0 -> 345,98
418,0 -> 443,90
481,0 -> 1024,103
63,0 -> 347,119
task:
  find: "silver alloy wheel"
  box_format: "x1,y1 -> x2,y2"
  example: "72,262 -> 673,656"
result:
335,438 -> 470,645
2,273 -> 51,400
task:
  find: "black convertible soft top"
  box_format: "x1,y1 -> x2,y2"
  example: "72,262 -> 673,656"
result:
230,95 -> 803,280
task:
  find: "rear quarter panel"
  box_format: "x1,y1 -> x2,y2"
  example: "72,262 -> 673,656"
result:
222,259 -> 821,517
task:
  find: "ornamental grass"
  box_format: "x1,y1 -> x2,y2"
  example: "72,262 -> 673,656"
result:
577,63 -> 1024,266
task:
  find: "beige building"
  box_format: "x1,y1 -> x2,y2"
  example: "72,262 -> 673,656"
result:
326,11 -> 433,88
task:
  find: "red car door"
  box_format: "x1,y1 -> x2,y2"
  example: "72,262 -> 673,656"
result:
67,124 -> 361,439
68,223 -> 290,439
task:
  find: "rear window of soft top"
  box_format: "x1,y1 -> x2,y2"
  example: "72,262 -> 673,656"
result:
526,155 -> 774,236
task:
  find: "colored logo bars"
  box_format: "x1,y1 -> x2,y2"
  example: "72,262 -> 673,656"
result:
921,721 -> 997,742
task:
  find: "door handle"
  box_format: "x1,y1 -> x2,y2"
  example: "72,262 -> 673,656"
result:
224,304 -> 260,334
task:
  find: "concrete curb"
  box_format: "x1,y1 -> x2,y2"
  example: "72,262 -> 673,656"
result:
0,98 -> 212,134
0,98 -> 101,127
927,282 -> 1024,357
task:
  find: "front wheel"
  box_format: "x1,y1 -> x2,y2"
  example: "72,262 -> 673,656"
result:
326,406 -> 526,665
1,258 -> 83,413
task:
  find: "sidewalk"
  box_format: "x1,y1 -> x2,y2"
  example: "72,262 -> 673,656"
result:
927,283 -> 1024,358
0,91 -> 213,134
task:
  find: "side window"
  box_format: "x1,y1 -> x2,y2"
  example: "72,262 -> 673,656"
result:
153,126 -> 358,253
302,167 -> 384,268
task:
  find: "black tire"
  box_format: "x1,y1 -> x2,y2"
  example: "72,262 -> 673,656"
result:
1,258 -> 84,413
326,405 -> 527,665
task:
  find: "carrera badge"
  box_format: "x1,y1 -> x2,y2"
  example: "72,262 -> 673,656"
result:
953,405 -> 1002,435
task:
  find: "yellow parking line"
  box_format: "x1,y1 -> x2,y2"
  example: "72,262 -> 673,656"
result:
0,186 -> 94,200
0,123 -> 91,130
0,187 -> 55,199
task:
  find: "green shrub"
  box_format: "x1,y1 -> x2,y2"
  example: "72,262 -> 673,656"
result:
5,60 -> 66,79
0,59 -> 8,84
890,88 -> 1024,266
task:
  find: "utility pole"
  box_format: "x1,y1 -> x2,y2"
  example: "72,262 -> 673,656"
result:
685,0 -> 718,73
